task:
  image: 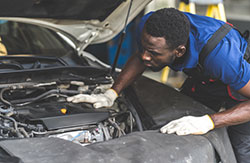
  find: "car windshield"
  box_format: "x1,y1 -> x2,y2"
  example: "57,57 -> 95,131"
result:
0,20 -> 75,57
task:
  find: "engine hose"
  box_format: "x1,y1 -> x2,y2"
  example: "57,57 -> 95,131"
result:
0,114 -> 18,130
108,118 -> 126,136
0,87 -> 12,106
0,114 -> 24,138
8,89 -> 80,106
129,112 -> 133,132
19,127 -> 29,138
0,106 -> 13,113
122,97 -> 143,132
6,89 -> 60,106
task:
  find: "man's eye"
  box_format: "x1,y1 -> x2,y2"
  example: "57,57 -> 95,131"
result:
149,51 -> 160,56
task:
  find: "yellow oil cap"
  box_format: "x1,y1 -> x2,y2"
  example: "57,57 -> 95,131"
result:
60,108 -> 67,114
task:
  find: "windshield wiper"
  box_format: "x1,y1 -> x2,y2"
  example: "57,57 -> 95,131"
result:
0,60 -> 24,70
0,56 -> 68,70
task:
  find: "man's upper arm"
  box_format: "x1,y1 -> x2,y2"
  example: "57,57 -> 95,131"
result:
238,79 -> 250,98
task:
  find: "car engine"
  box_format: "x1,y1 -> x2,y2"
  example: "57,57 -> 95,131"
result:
0,73 -> 137,146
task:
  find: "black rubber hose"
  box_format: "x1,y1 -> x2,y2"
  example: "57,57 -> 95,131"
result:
10,89 -> 80,106
0,88 -> 12,106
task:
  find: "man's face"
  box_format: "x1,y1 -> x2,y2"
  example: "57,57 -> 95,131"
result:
140,30 -> 177,72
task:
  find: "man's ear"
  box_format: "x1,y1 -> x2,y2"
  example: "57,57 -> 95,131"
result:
175,45 -> 186,58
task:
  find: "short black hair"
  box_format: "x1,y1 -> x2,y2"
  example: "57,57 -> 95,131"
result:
144,8 -> 190,49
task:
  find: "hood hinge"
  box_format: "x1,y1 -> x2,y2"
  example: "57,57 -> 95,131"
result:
77,30 -> 99,54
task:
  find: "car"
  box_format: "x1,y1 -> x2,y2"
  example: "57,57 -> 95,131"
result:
0,0 -> 237,163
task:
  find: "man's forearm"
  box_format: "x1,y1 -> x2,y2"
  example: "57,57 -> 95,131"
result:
210,100 -> 250,128
112,54 -> 146,94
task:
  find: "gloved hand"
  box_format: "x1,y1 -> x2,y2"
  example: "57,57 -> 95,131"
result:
67,89 -> 118,109
160,115 -> 214,136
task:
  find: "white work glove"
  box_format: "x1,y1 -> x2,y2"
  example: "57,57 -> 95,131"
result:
67,89 -> 118,109
160,115 -> 214,136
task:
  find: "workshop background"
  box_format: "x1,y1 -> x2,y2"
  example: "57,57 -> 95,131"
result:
86,0 -> 250,89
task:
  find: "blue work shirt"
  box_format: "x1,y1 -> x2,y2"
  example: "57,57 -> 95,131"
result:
137,12 -> 250,91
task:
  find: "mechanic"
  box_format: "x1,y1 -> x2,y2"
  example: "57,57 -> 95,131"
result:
67,8 -> 250,162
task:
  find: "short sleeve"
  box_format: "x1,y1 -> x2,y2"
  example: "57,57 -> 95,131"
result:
204,37 -> 250,91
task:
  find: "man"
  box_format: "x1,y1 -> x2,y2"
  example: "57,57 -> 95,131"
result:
67,8 -> 250,162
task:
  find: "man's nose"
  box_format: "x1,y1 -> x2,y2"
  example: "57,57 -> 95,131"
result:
141,51 -> 152,61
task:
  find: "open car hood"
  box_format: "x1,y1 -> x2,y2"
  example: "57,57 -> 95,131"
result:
0,0 -> 151,49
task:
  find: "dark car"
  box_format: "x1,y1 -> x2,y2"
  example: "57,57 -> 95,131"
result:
0,0 -> 237,163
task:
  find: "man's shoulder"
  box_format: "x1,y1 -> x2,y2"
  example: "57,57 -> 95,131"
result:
203,41 -> 249,86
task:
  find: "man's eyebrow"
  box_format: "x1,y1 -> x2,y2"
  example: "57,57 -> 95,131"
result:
141,39 -> 155,49
141,36 -> 155,46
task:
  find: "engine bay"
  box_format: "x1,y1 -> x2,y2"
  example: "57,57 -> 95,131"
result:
0,68 -> 137,146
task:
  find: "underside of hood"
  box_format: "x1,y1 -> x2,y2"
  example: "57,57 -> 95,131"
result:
0,0 -> 123,21
0,0 -> 151,45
